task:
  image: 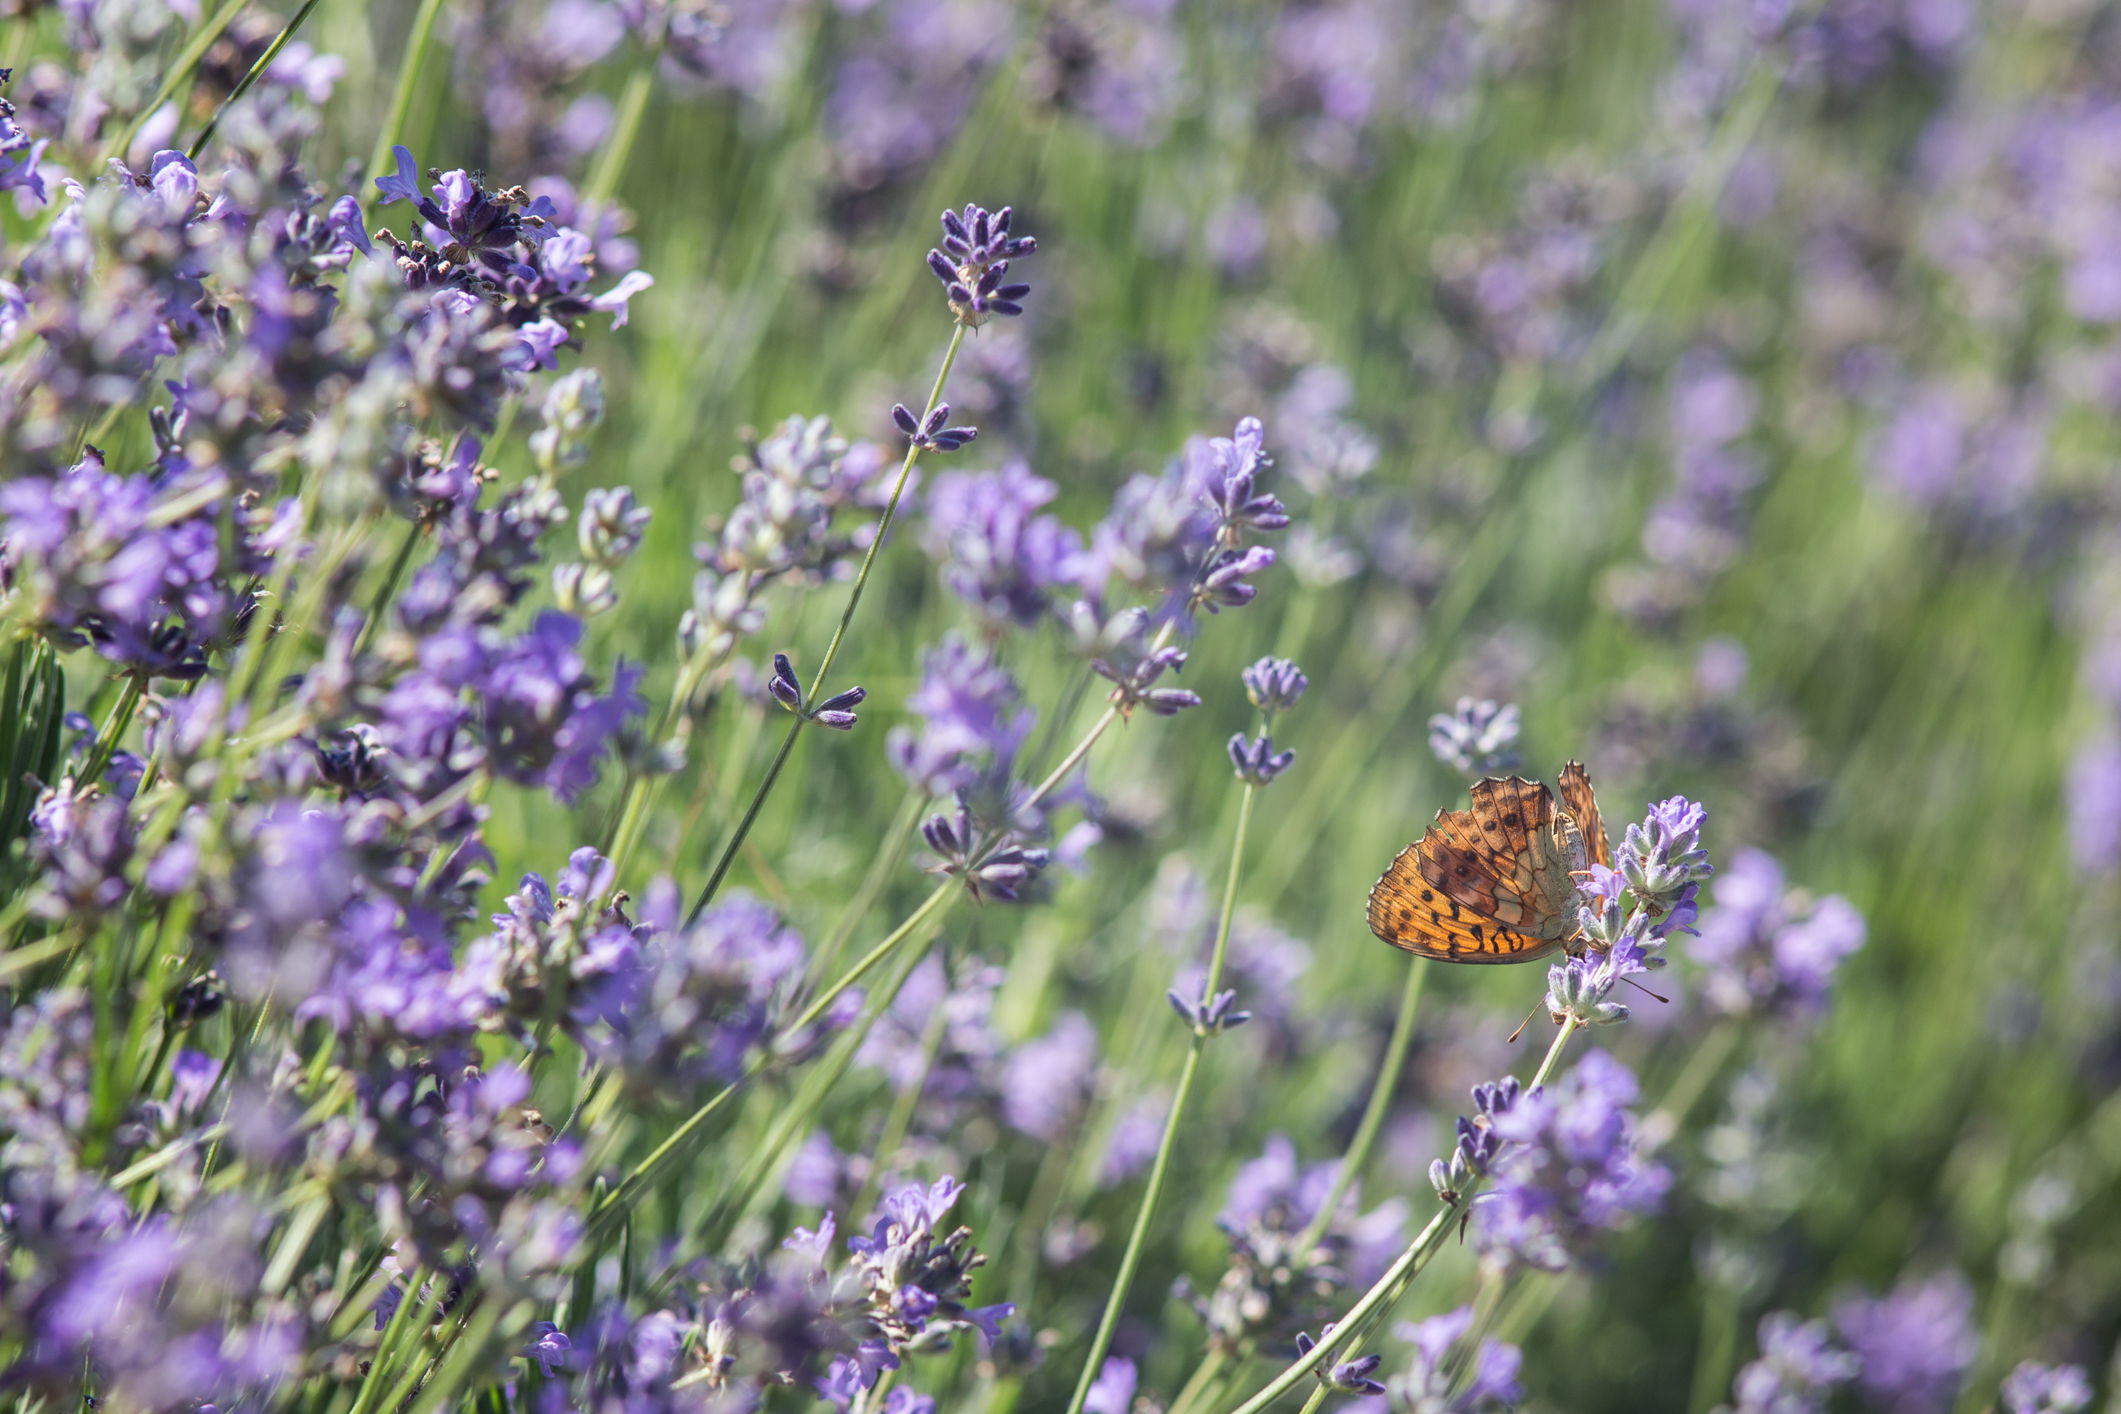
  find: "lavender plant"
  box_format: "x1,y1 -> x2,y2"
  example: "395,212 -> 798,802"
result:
2,2 -> 2116,1413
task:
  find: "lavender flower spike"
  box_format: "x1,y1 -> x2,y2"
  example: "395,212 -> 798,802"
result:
1242,656 -> 1308,717
1428,696 -> 1521,775
768,650 -> 865,729
1229,732 -> 1295,786
1294,1332 -> 1387,1396
1717,1313 -> 1858,1414
928,203 -> 1036,327
769,652 -> 804,714
2001,1362 -> 2093,1414
893,402 -> 979,453
1168,983 -> 1250,1033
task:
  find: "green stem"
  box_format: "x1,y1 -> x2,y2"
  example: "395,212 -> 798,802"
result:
1220,1015 -> 1582,1414
185,0 -> 326,159
1165,1346 -> 1230,1414
366,0 -> 449,201
584,65 -> 655,206
79,674 -> 146,790
685,713 -> 802,926
1687,1280 -> 1741,1414
1063,783 -> 1257,1414
685,324 -> 968,924
1293,954 -> 1428,1254
353,521 -> 425,659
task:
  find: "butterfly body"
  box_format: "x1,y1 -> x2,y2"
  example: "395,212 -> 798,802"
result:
1367,761 -> 1610,964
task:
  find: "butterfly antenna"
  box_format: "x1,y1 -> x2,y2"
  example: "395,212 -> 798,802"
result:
1506,996 -> 1547,1045
1620,975 -> 1670,1005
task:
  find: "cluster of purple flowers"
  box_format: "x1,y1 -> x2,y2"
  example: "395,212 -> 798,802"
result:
1546,795 -> 1712,1028
1467,1050 -> 1672,1271
1427,696 -> 1522,775
1833,1271 -> 1982,1414
1356,1305 -> 1525,1413
1688,847 -> 1867,1020
1185,1133 -> 1407,1353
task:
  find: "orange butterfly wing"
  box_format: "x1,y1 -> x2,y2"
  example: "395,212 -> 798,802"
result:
1366,776 -> 1580,964
1557,760 -> 1610,870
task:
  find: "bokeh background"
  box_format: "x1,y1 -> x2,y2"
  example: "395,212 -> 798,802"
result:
12,0 -> 2121,1408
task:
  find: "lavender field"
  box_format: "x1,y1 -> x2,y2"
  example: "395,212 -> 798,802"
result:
0,1 -> 2114,1412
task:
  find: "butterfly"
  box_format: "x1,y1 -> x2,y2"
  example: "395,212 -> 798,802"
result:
1366,761 -> 1611,964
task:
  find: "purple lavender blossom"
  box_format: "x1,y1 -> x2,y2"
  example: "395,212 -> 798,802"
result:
855,953 -> 1005,1121
1229,732 -> 1295,786
583,888 -> 811,1088
1220,1135 -> 1406,1283
2000,1362 -> 2094,1414
1375,1306 -> 1525,1412
1428,697 -> 1521,775
925,202 -> 1036,327
1075,601 -> 1199,718
480,612 -> 647,801
1689,848 -> 1866,1018
1098,1092 -> 1169,1188
844,1176 -> 1013,1363
921,463 -> 1084,628
920,799 -> 1050,903
1833,1272 -> 1981,1414
1476,1049 -> 1671,1271
1083,1357 -> 1138,1414
893,400 -> 979,452
887,635 -> 1033,799
2068,740 -> 2121,875
1717,1313 -> 1859,1414
1243,656 -> 1309,717
1000,1010 -> 1099,1140
1195,1134 -> 1407,1350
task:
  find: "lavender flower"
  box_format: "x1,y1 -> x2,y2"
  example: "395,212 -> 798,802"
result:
1476,1049 -> 1671,1271
1167,985 -> 1251,1033
845,1176 -> 1013,1359
1688,848 -> 1865,1018
1083,1357 -> 1138,1414
1193,1135 -> 1407,1351
1428,698 -> 1521,775
1380,1306 -> 1525,1412
1243,657 -> 1309,718
887,635 -> 1033,799
1296,1331 -> 1387,1396
581,886 -> 813,1089
921,799 -> 1049,904
2067,740 -> 2121,875
1085,415 -> 1284,620
926,203 -> 1036,327
1001,1011 -> 1099,1140
1229,732 -> 1296,786
1715,1313 -> 1859,1414
1070,601 -> 1197,718
1099,1092 -> 1169,1188
767,652 -> 866,730
2000,1362 -> 2094,1414
1833,1272 -> 1980,1414
893,401 -> 979,452
921,464 -> 1083,629
480,612 -> 647,801
1428,1077 -> 1520,1202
